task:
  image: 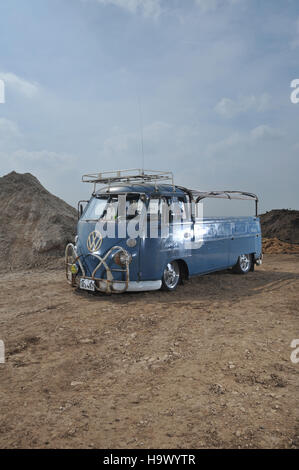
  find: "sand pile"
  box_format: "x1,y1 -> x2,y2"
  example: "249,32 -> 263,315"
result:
262,237 -> 299,254
260,209 -> 299,244
0,171 -> 77,270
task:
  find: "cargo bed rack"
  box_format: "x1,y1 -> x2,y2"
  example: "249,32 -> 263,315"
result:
177,188 -> 259,216
188,190 -> 258,202
191,190 -> 258,216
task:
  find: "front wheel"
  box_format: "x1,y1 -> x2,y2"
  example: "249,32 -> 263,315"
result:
161,261 -> 181,291
232,254 -> 253,274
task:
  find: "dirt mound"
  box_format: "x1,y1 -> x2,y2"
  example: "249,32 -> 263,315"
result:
263,237 -> 299,254
0,171 -> 77,270
260,209 -> 299,244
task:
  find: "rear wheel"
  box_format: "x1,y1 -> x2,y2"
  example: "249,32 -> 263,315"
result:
161,261 -> 181,291
232,254 -> 252,274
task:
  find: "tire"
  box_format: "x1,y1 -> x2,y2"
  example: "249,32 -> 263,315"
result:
161,261 -> 181,291
232,254 -> 252,274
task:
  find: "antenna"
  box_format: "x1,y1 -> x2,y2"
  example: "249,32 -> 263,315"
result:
138,96 -> 145,173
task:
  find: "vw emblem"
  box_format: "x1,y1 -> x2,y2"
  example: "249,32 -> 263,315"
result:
87,231 -> 103,253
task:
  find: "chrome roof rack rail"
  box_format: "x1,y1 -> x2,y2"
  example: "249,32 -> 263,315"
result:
190,190 -> 258,202
187,190 -> 259,217
82,169 -> 174,191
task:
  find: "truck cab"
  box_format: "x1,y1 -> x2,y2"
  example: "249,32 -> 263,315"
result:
65,169 -> 262,294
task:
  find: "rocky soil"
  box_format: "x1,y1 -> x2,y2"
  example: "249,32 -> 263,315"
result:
260,209 -> 299,245
0,255 -> 298,449
0,171 -> 77,270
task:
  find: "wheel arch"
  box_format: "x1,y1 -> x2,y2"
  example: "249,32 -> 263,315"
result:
176,259 -> 190,281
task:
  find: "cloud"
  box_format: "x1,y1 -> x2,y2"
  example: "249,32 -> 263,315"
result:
194,0 -> 219,10
0,72 -> 39,98
207,124 -> 283,157
94,0 -> 162,18
194,0 -> 243,11
215,94 -> 272,118
0,118 -> 23,152
0,149 -> 75,179
92,0 -> 243,16
101,121 -> 172,159
0,117 -> 73,173
290,17 -> 299,49
250,124 -> 283,141
143,121 -> 171,139
10,149 -> 72,164
0,118 -> 21,139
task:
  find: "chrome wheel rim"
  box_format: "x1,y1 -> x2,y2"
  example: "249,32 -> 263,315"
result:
163,262 -> 180,289
240,254 -> 250,272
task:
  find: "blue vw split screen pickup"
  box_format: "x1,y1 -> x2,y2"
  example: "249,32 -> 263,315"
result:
65,169 -> 262,294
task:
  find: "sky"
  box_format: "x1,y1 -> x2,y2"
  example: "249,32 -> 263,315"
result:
0,0 -> 298,214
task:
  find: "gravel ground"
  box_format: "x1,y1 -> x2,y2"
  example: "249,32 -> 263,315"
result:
0,254 -> 298,448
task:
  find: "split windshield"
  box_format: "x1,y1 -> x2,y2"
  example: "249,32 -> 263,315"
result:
81,195 -> 143,221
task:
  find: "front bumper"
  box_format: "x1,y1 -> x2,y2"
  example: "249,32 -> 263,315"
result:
65,243 -> 130,294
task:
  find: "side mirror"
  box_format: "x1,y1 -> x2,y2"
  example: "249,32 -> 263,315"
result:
77,200 -> 89,219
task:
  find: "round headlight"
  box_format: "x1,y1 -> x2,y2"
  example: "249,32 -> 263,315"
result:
114,251 -> 132,266
120,252 -> 132,265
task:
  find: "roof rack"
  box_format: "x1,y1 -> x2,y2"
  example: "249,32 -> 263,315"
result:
82,169 -> 174,191
81,170 -> 259,215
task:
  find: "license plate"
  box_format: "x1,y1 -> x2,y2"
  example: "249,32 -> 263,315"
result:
79,278 -> 95,292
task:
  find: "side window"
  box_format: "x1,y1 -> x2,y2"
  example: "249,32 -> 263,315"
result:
148,197 -> 161,220
178,197 -> 188,220
169,196 -> 189,221
126,197 -> 143,220
148,197 -> 172,223
148,195 -> 190,222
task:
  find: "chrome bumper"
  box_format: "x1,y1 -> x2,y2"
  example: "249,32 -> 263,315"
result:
65,243 -> 130,294
255,253 -> 263,265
